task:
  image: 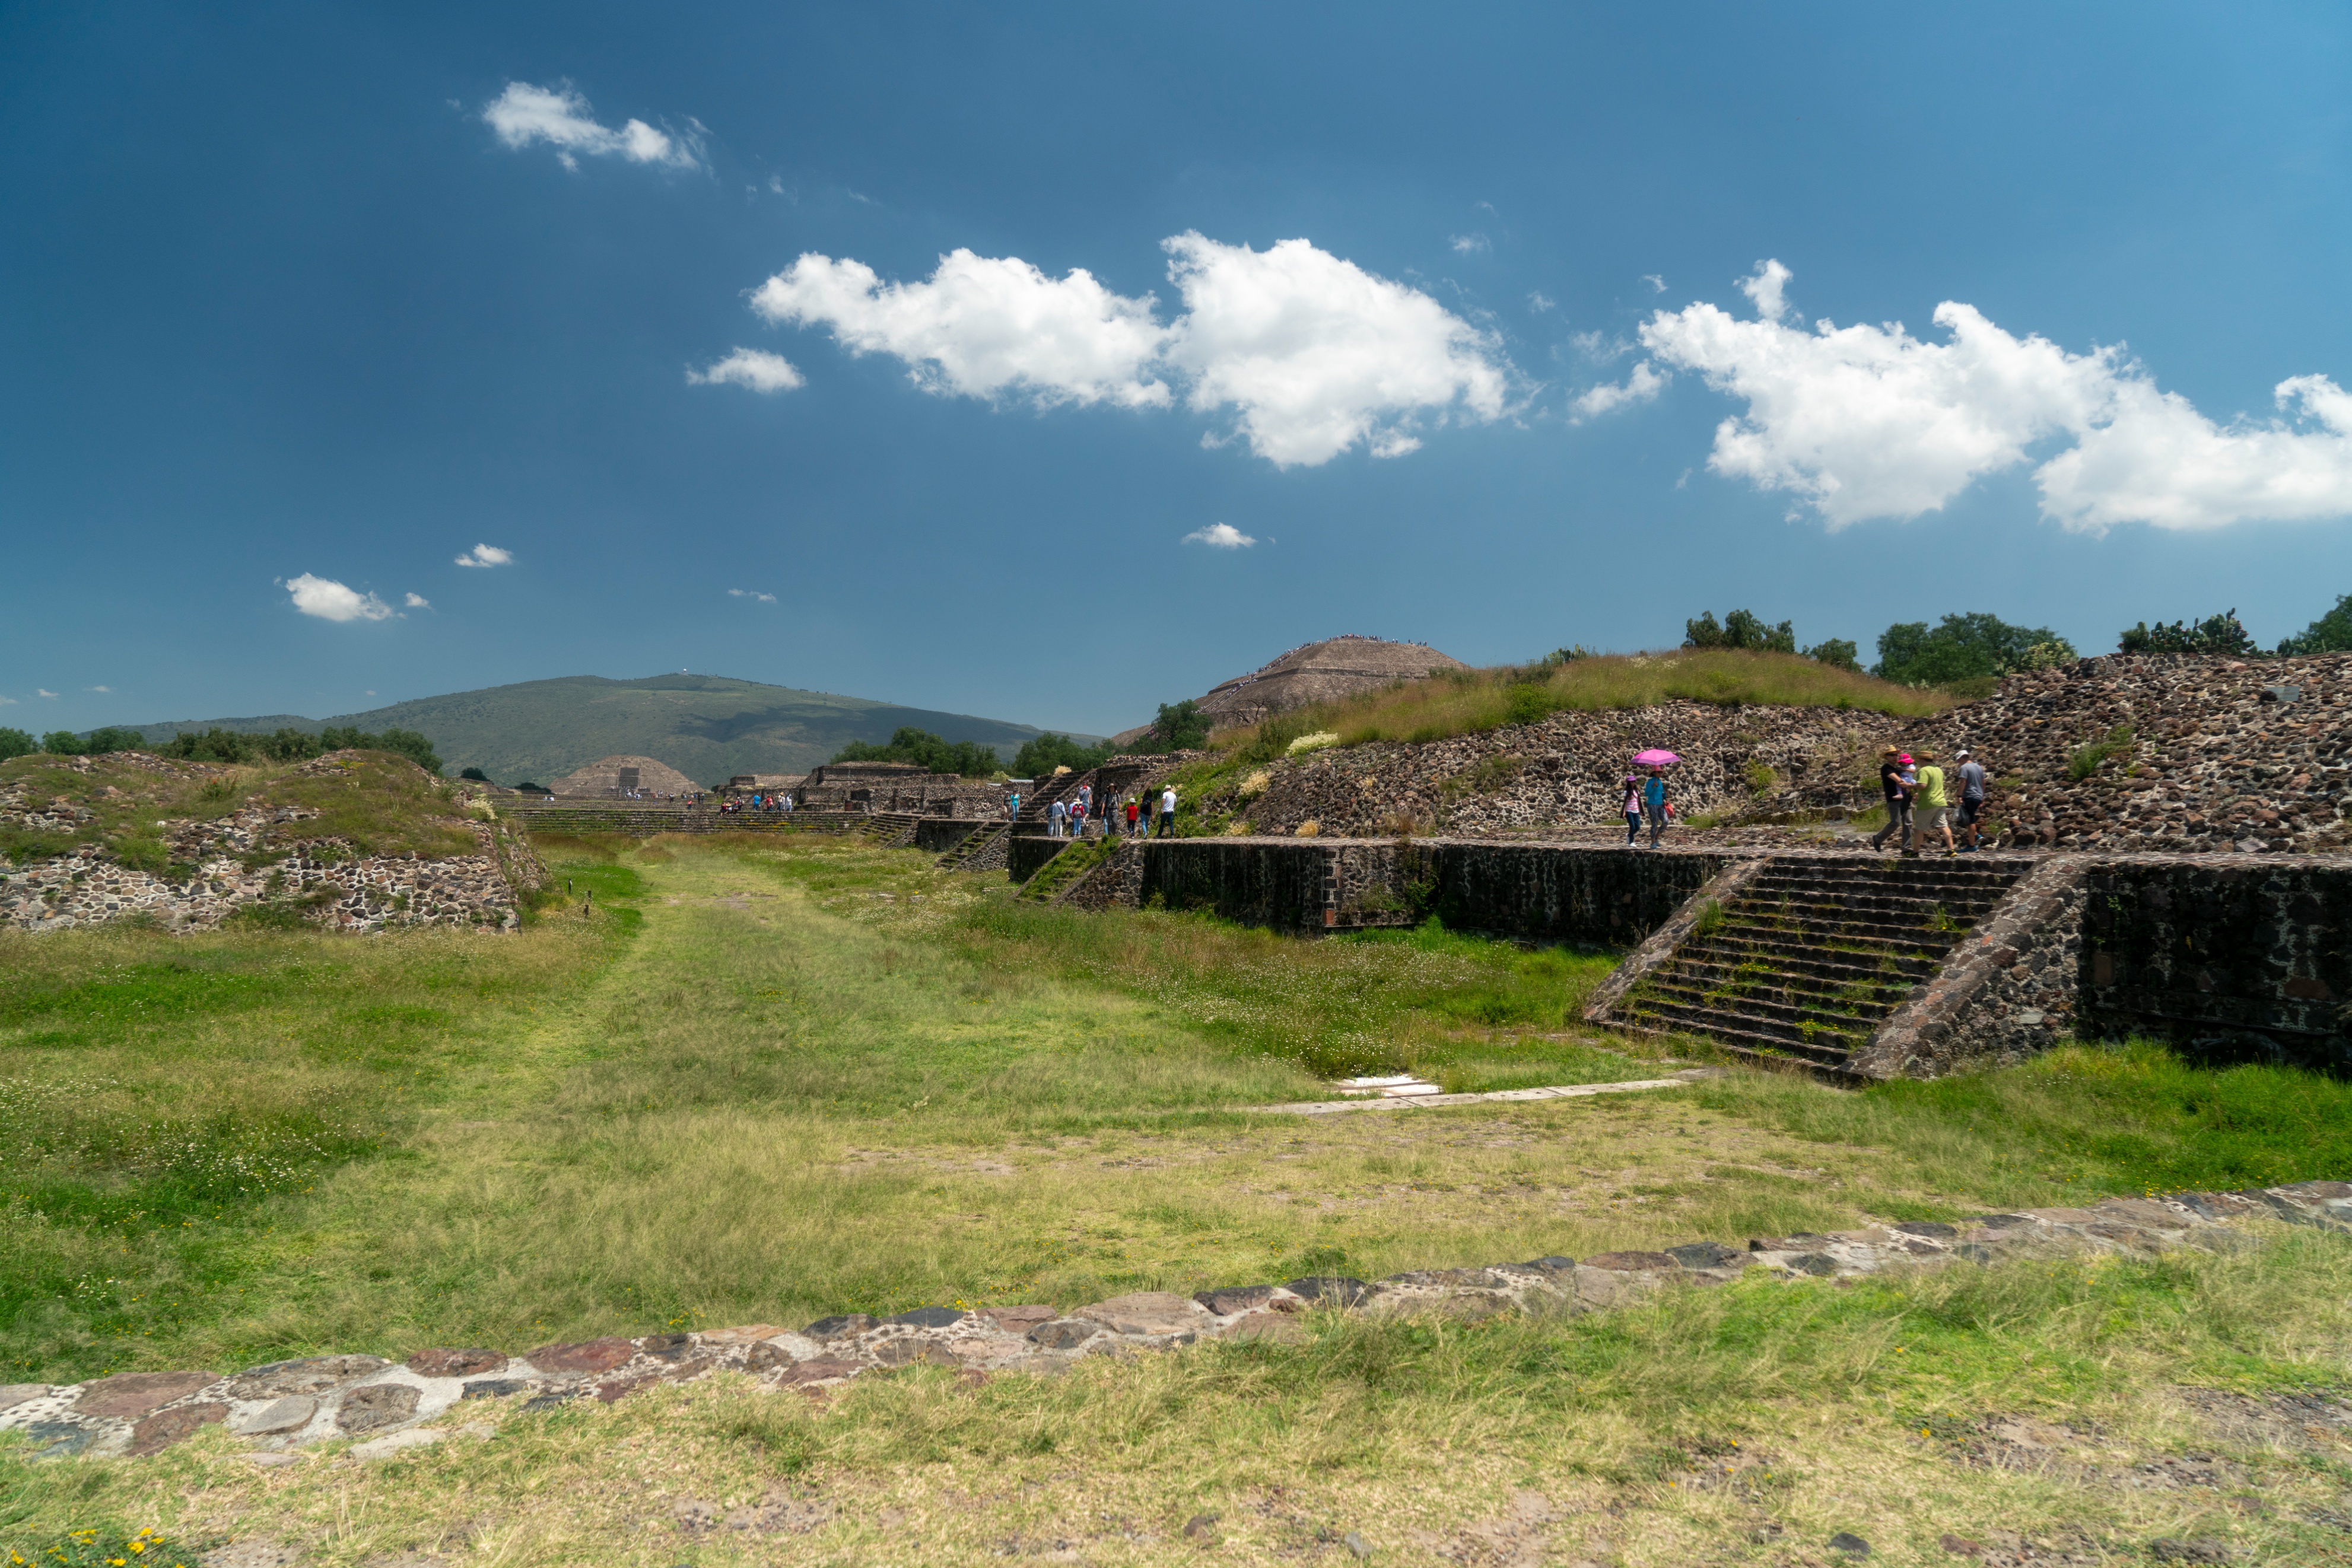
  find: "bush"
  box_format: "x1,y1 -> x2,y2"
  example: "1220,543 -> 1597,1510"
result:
0,726 -> 33,761
2067,724 -> 2138,781
1873,612 -> 2061,688
459,766 -> 491,782
156,724 -> 443,772
41,730 -> 81,754
1685,609 -> 1796,653
1803,637 -> 1860,672
2118,609 -> 2259,657
2278,593 -> 2352,656
833,726 -> 1002,777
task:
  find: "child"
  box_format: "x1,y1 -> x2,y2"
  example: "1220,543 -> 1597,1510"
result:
1622,774 -> 1644,847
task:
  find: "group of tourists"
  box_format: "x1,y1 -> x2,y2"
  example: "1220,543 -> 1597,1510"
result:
1870,745 -> 1988,856
1621,767 -> 1672,849
718,791 -> 792,815
1034,780 -> 1180,839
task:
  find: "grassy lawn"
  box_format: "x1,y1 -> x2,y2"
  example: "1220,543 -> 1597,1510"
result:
5,832 -> 2350,1564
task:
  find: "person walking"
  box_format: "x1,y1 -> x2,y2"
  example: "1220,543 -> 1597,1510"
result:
1048,797 -> 1067,838
1126,795 -> 1141,838
1642,766 -> 1670,848
1622,774 -> 1644,848
1915,750 -> 1955,856
1869,746 -> 1914,855
1007,790 -> 1021,825
1954,748 -> 1987,851
1159,784 -> 1177,839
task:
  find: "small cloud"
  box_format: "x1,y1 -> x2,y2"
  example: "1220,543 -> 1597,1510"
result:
727,588 -> 778,602
482,81 -> 700,170
1642,273 -> 1667,294
1571,329 -> 1633,361
1527,291 -> 1556,314
0,695 -> 16,705
1475,201 -> 1498,214
366,690 -> 376,696
454,543 -> 514,569
1450,233 -> 1492,256
281,573 -> 396,622
688,347 -> 805,393
87,685 -> 112,694
1183,522 -> 1257,549
1570,361 -> 1668,423
1737,258 -> 1795,323
37,689 -> 58,699
404,593 -> 432,609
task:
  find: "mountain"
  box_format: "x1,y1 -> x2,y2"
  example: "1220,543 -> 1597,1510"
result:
123,673 -> 1100,786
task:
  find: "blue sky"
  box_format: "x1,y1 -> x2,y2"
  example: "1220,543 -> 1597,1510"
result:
7,3 -> 2352,739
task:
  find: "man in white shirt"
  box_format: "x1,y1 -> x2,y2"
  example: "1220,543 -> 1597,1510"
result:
1159,785 -> 1177,838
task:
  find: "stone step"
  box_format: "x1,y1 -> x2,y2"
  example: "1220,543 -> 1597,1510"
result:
1614,1000 -> 1860,1067
1702,916 -> 1965,955
1638,975 -> 1905,1034
1670,939 -> 1941,984
1658,956 -> 1927,1009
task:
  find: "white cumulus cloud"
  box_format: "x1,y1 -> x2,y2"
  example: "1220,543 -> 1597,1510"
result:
36,691 -> 58,699
1571,361 -> 1666,422
404,593 -> 431,609
282,574 -> 395,623
1608,260 -> 2352,532
742,233 -> 1516,467
1161,233 -> 1513,466
751,250 -> 1171,409
728,588 -> 778,602
88,685 -> 111,694
454,543 -> 513,568
1182,523 -> 1257,549
482,81 -> 700,170
1450,233 -> 1492,255
687,347 -> 805,393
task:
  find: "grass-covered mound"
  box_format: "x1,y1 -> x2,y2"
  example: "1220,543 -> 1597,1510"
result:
0,749 -> 476,874
1221,649 -> 1949,756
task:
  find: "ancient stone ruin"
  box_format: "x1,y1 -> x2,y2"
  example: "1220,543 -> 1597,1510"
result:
546,753 -> 700,798
9,1180 -> 2342,1462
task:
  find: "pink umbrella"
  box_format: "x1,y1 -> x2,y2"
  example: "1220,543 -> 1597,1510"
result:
1631,749 -> 1680,766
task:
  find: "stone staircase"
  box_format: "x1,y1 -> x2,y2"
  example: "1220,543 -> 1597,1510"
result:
937,822 -> 1010,871
863,811 -> 923,848
1602,856 -> 2034,1073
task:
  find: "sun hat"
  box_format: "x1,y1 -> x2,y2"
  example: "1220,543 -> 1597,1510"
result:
1954,748 -> 1971,758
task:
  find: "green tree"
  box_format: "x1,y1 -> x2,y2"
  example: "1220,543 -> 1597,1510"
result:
1136,698 -> 1210,753
1012,732 -> 1115,777
1873,612 -> 2061,687
831,726 -> 1002,777
1684,609 -> 1797,653
1803,638 -> 1860,672
2118,609 -> 2259,657
2278,594 -> 2352,656
459,766 -> 491,782
41,731 -> 82,755
0,727 -> 34,761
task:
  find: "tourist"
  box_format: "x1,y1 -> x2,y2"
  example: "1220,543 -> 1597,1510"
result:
1126,795 -> 1142,838
1915,750 -> 1955,856
1622,774 -> 1644,847
1159,784 -> 1177,838
1642,766 -> 1669,848
1048,797 -> 1066,838
1954,749 -> 1987,851
1869,746 -> 1912,854
1007,790 -> 1021,823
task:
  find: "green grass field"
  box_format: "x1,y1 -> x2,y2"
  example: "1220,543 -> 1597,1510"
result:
5,832 -> 2350,1565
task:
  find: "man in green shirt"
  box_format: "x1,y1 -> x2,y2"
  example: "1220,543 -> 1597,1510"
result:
1913,750 -> 1954,856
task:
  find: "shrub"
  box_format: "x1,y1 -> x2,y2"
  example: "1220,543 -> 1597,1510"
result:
1131,699 -> 1210,753
1285,731 -> 1340,757
1295,819 -> 1321,837
2119,609 -> 2259,657
459,766 -> 491,781
1803,637 -> 1860,672
0,726 -> 33,761
2020,638 -> 2079,670
2067,724 -> 2138,781
2278,593 -> 2352,656
1874,612 -> 2061,688
1685,609 -> 1796,653
41,730 -> 82,754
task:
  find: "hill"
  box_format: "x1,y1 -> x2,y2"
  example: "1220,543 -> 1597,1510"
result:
122,673 -> 1098,787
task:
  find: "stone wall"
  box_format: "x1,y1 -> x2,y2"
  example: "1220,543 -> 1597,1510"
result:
1768,651 -> 2352,854
913,818 -> 997,854
1133,838 -> 1740,942
1007,835 -> 1072,883
1207,702 -> 1901,839
1,828 -> 525,934
2077,857 -> 2352,1070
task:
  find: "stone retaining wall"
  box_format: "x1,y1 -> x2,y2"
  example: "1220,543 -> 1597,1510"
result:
1134,837 -> 1741,942
12,1180 -> 2343,1462
913,818 -> 999,854
1007,835 -> 1072,883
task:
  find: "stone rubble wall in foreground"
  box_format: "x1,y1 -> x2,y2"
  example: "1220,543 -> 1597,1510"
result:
7,1180 -> 2344,1463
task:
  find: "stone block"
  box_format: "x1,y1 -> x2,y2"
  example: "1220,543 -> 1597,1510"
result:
72,1370 -> 218,1420
406,1347 -> 504,1378
229,1395 -> 317,1436
128,1402 -> 227,1456
335,1382 -> 421,1433
524,1337 -> 635,1373
1073,1292 -> 1210,1337
227,1356 -> 389,1400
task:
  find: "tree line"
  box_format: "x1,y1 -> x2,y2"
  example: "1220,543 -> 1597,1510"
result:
0,724 -> 444,774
